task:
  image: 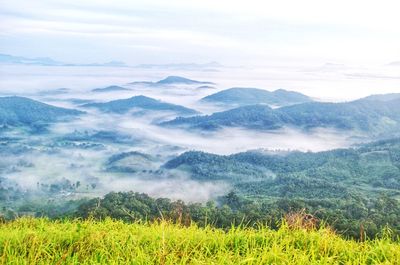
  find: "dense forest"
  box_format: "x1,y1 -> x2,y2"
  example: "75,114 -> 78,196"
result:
72,191 -> 400,240
2,190 -> 399,240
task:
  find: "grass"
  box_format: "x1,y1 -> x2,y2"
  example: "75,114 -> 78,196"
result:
0,218 -> 400,264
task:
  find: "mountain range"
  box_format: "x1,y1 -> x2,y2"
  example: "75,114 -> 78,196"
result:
134,61 -> 223,71
0,53 -> 127,67
0,53 -> 225,71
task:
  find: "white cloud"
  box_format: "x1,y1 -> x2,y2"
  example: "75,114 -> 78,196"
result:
0,0 -> 399,66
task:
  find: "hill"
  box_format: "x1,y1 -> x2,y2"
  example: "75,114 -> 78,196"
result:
105,151 -> 158,173
1,218 -> 399,264
0,96 -> 83,127
201,87 -> 312,106
130,76 -> 214,86
162,104 -> 282,130
82,95 -> 199,115
157,76 -> 214,85
162,98 -> 400,134
360,93 -> 400,102
164,137 -> 400,200
91,85 -> 131,92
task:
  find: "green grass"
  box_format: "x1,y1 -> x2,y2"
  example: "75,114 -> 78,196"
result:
1,218 -> 400,264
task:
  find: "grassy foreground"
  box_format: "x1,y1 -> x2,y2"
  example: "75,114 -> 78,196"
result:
0,218 -> 400,264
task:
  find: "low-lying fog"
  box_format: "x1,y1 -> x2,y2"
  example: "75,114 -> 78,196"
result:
1,63 -> 397,202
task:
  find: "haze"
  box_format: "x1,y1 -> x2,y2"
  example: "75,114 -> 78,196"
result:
1,1 -> 400,100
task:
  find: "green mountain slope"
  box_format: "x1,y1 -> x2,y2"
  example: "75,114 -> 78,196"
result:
0,96 -> 83,127
82,95 -> 199,116
164,138 -> 400,200
201,87 -> 312,106
162,98 -> 400,135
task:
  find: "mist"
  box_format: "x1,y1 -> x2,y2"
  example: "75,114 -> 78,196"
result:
0,64 -> 389,204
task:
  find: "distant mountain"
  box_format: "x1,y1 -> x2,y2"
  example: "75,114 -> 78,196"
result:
360,93 -> 400,102
0,53 -> 128,67
129,76 -> 215,86
85,61 -> 127,67
201,88 -> 312,107
197,85 -> 216,89
82,95 -> 199,116
0,96 -> 83,127
134,61 -> 223,71
0,54 -> 64,66
161,98 -> 400,134
37,88 -> 71,96
157,76 -> 214,85
92,85 -> 132,93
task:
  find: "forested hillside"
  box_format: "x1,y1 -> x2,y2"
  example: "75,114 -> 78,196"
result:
164,138 -> 400,200
201,87 -> 312,106
82,95 -> 198,116
162,98 -> 400,136
0,96 -> 83,128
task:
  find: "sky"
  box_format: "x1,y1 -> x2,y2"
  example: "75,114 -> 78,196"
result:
1,0 -> 400,67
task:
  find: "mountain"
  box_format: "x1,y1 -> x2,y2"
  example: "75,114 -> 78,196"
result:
0,96 -> 83,127
197,85 -> 216,89
163,137 -> 400,199
37,88 -> 71,96
360,93 -> 400,102
161,98 -> 400,134
87,61 -> 127,67
134,61 -> 223,71
162,105 -> 282,131
105,151 -> 157,173
157,76 -> 214,85
129,76 -> 215,86
92,85 -> 132,93
201,88 -> 312,107
0,53 -> 128,67
0,54 -> 64,66
82,95 -> 199,116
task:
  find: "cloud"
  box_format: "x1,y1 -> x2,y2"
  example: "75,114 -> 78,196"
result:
1,0 -> 400,66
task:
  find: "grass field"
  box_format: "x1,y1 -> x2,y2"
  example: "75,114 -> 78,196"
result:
1,218 -> 400,264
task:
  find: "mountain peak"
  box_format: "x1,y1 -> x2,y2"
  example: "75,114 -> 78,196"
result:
157,76 -> 214,85
92,85 -> 131,92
